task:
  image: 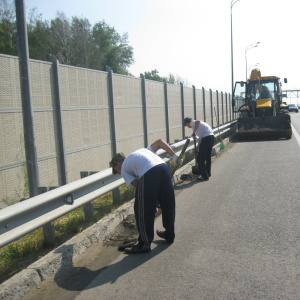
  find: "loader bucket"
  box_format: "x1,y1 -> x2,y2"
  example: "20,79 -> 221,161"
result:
237,114 -> 292,140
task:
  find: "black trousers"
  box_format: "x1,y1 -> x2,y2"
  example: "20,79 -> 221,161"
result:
134,164 -> 175,250
197,135 -> 214,179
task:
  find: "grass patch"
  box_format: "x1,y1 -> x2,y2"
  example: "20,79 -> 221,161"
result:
0,184 -> 135,284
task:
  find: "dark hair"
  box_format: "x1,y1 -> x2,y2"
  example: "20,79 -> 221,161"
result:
183,117 -> 192,125
109,152 -> 126,174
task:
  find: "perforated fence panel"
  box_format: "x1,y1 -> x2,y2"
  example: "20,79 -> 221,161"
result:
30,60 -> 59,188
59,65 -> 110,182
195,88 -> 205,122
145,80 -> 167,144
167,84 -> 182,143
0,55 -> 26,207
113,74 -> 144,155
0,54 -> 231,208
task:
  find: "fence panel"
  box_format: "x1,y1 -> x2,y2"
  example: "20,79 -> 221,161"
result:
0,55 -> 26,206
0,54 -> 231,208
113,74 -> 144,155
145,79 -> 167,144
59,65 -> 110,182
167,84 -> 182,143
183,86 -> 194,122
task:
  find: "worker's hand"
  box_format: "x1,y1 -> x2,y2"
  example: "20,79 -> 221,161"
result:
192,132 -> 196,139
172,154 -> 183,167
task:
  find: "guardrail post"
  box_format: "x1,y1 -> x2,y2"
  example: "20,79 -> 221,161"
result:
38,187 -> 56,245
164,79 -> 170,143
80,172 -> 98,220
106,65 -> 121,203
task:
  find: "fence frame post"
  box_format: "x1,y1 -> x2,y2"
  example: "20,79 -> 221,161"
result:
106,66 -> 121,203
140,74 -> 148,147
202,87 -> 206,122
181,82 -> 185,139
164,79 -> 170,143
50,54 -> 68,185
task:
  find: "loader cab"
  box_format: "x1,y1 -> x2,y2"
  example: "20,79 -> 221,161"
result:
233,77 -> 284,117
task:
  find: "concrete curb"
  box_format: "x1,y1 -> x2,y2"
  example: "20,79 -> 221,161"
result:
0,201 -> 134,300
0,138 -> 230,299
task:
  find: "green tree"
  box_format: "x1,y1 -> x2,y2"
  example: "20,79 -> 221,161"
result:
144,69 -> 165,82
49,13 -> 72,65
92,21 -> 134,74
0,2 -> 148,77
167,72 -> 191,87
0,0 -> 17,55
27,8 -> 51,61
69,17 -> 94,68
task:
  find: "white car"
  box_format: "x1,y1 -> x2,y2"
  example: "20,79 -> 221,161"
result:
288,104 -> 299,113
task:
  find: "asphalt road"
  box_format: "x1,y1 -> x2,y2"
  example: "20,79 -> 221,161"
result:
22,114 -> 300,299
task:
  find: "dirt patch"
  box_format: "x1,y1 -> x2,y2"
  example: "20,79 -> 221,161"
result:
104,209 -> 162,249
104,213 -> 138,248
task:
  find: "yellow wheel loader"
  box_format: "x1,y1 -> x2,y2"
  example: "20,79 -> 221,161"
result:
232,69 -> 292,140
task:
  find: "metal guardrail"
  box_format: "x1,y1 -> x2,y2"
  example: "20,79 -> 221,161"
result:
0,121 -> 236,249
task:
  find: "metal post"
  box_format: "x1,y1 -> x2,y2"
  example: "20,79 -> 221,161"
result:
193,85 -> 197,120
202,87 -> 206,122
140,74 -> 148,147
221,92 -> 224,125
106,66 -> 120,203
231,0 -> 241,110
209,89 -> 213,128
50,54 -> 67,185
80,172 -> 97,221
164,79 -> 170,143
180,82 -> 185,139
15,0 -> 39,197
216,90 -> 219,128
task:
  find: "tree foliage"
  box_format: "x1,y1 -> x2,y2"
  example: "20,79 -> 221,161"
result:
144,70 -> 190,86
0,0 -> 17,56
144,69 -> 165,82
0,1 -> 134,74
0,1 -> 189,83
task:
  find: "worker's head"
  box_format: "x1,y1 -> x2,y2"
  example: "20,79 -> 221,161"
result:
184,117 -> 192,127
109,152 -> 126,174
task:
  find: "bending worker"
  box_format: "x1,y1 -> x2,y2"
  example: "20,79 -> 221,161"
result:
109,139 -> 182,254
184,117 -> 214,181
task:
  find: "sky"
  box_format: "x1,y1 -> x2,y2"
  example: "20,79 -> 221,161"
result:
24,0 -> 300,102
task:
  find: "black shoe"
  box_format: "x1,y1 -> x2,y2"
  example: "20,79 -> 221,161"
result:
156,230 -> 174,244
124,244 -> 151,254
197,176 -> 209,181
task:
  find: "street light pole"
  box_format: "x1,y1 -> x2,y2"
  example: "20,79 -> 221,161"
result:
245,42 -> 260,80
231,0 -> 240,99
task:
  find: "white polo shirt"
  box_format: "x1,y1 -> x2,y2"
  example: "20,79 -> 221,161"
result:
121,148 -> 165,187
191,120 -> 214,139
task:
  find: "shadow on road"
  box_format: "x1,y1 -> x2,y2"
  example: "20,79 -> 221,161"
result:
53,240 -> 170,291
